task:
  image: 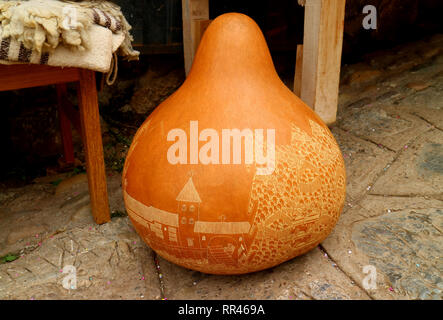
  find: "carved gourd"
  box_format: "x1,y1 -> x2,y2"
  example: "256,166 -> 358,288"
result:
122,13 -> 346,274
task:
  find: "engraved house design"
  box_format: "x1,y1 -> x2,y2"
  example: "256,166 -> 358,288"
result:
125,176 -> 251,266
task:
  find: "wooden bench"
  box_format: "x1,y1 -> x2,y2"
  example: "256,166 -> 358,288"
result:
0,64 -> 111,224
181,0 -> 346,125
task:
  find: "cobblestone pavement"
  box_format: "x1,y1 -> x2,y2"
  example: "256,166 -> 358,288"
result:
0,34 -> 442,300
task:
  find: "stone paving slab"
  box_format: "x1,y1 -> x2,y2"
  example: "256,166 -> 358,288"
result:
0,217 -> 160,300
338,104 -> 430,152
371,129 -> 443,198
322,195 -> 443,300
395,73 -> 443,130
338,36 -> 443,113
156,246 -> 370,300
0,172 -> 125,257
331,127 -> 395,202
352,208 -> 442,300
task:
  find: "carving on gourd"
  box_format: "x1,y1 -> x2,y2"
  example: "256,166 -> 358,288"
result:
123,119 -> 345,274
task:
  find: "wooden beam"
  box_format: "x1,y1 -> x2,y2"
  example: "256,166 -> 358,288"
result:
293,44 -> 304,97
182,0 -> 209,75
77,69 -> 110,225
301,0 -> 346,125
193,19 -> 212,54
0,65 -> 80,91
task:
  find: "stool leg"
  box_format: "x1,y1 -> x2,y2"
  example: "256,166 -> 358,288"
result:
56,83 -> 75,165
77,69 -> 110,224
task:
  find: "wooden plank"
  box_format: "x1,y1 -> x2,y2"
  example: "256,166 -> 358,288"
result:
182,0 -> 209,75
56,84 -> 75,165
293,44 -> 304,97
193,19 -> 212,54
0,64 -> 80,91
300,0 -> 321,110
315,0 -> 346,124
77,69 -> 110,225
301,0 -> 346,125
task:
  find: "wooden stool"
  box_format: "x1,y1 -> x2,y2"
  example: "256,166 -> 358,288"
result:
0,64 -> 111,225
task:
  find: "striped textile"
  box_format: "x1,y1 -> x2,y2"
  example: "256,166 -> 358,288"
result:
0,34 -> 50,65
0,24 -> 118,73
0,1 -> 139,71
92,8 -> 122,33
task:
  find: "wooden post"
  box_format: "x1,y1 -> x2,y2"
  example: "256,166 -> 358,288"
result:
77,69 -> 110,224
301,0 -> 346,125
293,44 -> 304,97
193,19 -> 212,54
182,0 -> 209,75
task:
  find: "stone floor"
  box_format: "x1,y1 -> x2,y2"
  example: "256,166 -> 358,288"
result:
0,34 -> 442,300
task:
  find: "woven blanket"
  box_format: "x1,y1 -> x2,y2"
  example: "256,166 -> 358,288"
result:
0,0 -> 139,73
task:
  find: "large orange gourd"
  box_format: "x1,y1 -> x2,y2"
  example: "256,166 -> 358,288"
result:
122,13 -> 346,274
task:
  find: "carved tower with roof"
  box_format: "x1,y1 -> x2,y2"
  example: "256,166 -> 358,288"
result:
176,176 -> 202,248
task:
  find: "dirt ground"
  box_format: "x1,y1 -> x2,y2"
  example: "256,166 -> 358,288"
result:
0,34 -> 442,300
